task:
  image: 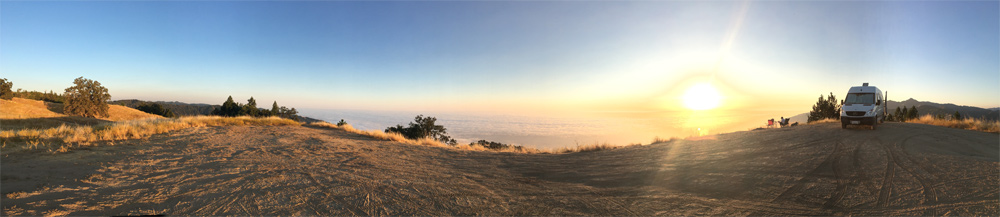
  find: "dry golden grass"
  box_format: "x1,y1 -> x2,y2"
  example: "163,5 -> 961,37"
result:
808,118 -> 840,124
1,97 -> 163,130
1,116 -> 300,151
907,114 -> 1000,133
307,121 -> 653,154
103,104 -> 164,121
551,142 -> 646,153
0,98 -> 63,119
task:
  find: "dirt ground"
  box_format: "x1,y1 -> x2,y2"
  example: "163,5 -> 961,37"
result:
1,122 -> 997,216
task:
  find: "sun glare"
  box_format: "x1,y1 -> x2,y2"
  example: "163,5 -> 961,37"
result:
682,83 -> 721,110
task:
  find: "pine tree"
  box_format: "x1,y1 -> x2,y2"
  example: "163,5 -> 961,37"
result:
215,96 -> 242,117
907,105 -> 918,120
243,97 -> 260,117
808,92 -> 841,122
892,106 -> 903,121
954,111 -> 963,121
271,101 -> 280,116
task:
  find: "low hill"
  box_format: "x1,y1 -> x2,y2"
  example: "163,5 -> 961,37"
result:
0,97 -> 161,130
2,122 -> 995,215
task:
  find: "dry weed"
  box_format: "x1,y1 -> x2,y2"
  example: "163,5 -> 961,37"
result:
908,114 -> 999,133
808,118 -> 839,124
0,116 -> 301,151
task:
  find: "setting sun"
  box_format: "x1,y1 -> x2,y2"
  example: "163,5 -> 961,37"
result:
682,83 -> 722,110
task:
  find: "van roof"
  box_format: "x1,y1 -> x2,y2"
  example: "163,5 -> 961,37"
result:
848,85 -> 880,93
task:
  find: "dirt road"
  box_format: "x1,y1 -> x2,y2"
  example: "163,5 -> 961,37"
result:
2,122 -> 997,215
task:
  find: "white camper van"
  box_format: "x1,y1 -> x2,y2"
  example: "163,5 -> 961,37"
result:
841,83 -> 885,129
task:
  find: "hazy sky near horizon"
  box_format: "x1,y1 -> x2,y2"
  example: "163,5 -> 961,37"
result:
3,1 -> 998,114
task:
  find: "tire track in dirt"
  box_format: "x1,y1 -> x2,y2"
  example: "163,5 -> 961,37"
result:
893,136 -> 940,216
4,124 -> 996,216
582,186 -> 638,216
822,141 -> 853,212
768,138 -> 844,206
876,136 -> 939,216
875,138 -> 896,209
849,143 -> 877,193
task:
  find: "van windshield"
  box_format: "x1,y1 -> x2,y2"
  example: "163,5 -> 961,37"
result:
845,93 -> 875,105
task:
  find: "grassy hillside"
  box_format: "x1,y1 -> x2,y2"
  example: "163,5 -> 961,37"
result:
0,97 -> 162,130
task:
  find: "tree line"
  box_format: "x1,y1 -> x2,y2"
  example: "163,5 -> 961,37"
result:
889,106 -> 920,122
137,103 -> 176,118
210,96 -> 300,120
2,78 -> 66,103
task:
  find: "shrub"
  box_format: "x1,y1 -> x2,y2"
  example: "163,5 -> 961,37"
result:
384,115 -> 456,145
63,77 -> 111,118
337,119 -> 348,126
469,139 -> 524,151
0,78 -> 13,100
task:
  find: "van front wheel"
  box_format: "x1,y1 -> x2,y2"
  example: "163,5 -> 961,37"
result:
842,123 -> 847,129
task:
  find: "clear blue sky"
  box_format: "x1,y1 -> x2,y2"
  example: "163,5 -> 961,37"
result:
2,1 -> 998,113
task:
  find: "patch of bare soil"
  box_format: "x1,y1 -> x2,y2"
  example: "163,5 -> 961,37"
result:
2,123 -> 997,215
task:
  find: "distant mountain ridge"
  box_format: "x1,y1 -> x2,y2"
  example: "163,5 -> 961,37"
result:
886,98 -> 999,120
